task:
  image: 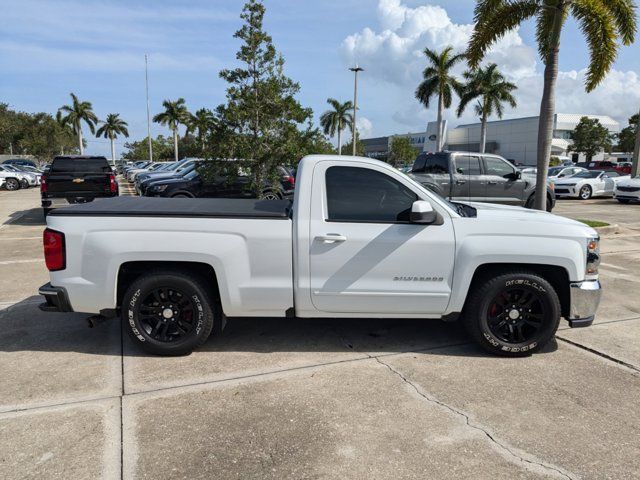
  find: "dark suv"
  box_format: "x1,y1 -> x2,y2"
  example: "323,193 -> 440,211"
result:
409,151 -> 555,211
143,165 -> 295,199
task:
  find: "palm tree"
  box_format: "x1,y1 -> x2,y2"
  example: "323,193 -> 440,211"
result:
96,114 -> 129,162
467,0 -> 637,211
153,98 -> 189,161
186,108 -> 217,153
415,46 -> 465,152
56,93 -> 98,155
456,63 -> 517,153
320,98 -> 353,155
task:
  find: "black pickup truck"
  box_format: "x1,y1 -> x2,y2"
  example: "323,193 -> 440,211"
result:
41,156 -> 118,216
408,151 -> 555,211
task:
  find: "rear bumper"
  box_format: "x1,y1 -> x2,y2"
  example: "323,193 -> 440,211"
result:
567,280 -> 602,328
38,283 -> 74,313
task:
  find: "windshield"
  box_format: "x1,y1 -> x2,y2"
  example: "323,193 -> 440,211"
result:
573,171 -> 601,179
548,167 -> 564,176
184,169 -> 199,181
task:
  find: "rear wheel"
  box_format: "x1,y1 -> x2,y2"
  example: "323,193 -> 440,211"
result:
19,179 -> 29,189
463,271 -> 561,356
171,193 -> 193,198
4,178 -> 19,191
261,190 -> 281,200
579,185 -> 592,200
122,271 -> 217,355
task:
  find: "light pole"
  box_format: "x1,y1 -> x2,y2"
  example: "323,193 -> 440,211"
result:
349,65 -> 364,156
632,106 -> 640,178
145,54 -> 153,162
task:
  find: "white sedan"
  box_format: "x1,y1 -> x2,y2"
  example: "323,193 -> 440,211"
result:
614,176 -> 640,203
554,170 -> 628,200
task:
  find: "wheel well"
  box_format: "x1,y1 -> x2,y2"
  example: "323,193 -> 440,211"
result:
170,191 -> 195,198
116,261 -> 220,308
468,263 -> 570,318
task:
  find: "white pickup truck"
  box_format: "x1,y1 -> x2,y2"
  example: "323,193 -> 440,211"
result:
39,155 -> 602,356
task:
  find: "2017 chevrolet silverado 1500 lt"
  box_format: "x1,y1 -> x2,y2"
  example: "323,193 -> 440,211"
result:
41,156 -> 118,216
410,151 -> 556,211
39,155 -> 601,356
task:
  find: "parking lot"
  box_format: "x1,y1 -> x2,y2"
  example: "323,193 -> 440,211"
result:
1,187 -> 640,479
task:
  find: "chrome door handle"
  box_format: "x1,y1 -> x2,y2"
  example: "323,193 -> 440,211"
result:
317,234 -> 347,244
487,181 -> 498,185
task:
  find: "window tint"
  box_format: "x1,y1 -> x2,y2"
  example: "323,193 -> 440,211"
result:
484,157 -> 515,177
412,153 -> 449,174
326,166 -> 417,222
455,155 -> 482,175
51,157 -> 112,173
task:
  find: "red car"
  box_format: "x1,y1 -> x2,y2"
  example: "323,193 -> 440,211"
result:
584,161 -> 631,175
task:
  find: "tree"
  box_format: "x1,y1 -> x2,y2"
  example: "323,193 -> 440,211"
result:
187,108 -> 217,153
153,98 -> 189,161
122,135 -> 174,161
388,136 -> 418,167
0,104 -> 78,159
319,98 -> 353,155
468,0 -> 637,211
56,93 -> 98,155
568,116 -> 614,161
342,131 -> 365,157
616,114 -> 638,153
207,0 -> 313,197
96,113 -> 129,162
456,63 -> 517,153
415,46 -> 465,152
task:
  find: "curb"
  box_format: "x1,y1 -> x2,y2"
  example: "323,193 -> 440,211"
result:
594,224 -> 619,235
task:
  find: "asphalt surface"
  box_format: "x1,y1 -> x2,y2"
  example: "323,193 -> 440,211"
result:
1,186 -> 639,479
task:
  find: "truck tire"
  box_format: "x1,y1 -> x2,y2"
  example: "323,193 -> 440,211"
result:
462,271 -> 561,356
617,199 -> 630,204
525,194 -> 554,212
122,270 -> 217,355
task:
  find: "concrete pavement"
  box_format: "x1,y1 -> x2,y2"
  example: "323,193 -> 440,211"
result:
1,188 -> 640,479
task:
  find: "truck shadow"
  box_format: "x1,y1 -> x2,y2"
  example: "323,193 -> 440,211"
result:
2,207 -> 45,226
0,296 -> 558,358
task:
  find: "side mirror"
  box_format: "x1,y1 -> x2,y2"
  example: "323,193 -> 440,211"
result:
410,200 -> 437,224
505,171 -> 521,180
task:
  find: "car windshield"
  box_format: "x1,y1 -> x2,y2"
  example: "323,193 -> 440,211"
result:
184,169 -> 199,181
548,167 -> 564,176
573,171 -> 601,179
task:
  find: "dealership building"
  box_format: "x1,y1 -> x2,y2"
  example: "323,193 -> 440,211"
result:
362,113 -> 620,165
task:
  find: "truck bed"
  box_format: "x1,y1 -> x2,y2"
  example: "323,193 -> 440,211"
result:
47,196 -> 292,219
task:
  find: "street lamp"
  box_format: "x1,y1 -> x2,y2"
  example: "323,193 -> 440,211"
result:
349,65 -> 364,156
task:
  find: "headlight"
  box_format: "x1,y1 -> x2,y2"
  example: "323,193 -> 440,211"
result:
586,237 -> 600,275
152,185 -> 168,192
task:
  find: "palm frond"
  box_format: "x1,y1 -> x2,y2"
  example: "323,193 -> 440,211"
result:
602,0 -> 637,45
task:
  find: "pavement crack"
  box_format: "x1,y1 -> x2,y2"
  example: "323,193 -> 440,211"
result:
555,336 -> 640,375
374,356 -> 576,480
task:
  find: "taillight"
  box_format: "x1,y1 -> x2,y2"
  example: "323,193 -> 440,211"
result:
109,174 -> 117,193
40,175 -> 48,194
43,228 -> 66,271
286,175 -> 295,187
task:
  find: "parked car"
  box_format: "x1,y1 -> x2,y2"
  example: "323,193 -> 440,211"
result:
126,162 -> 161,182
409,152 -> 555,211
0,164 -> 34,188
10,164 -> 43,185
554,170 -> 628,200
143,165 -> 295,200
613,176 -> 640,204
136,161 -> 197,196
547,166 -> 587,180
41,155 -> 118,216
39,154 -> 602,357
584,160 -> 631,175
2,158 -> 38,168
0,170 -> 23,191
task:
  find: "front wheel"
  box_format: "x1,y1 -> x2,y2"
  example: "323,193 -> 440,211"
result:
579,185 -> 592,200
122,271 -> 217,355
4,178 -> 20,191
261,190 -> 281,201
463,271 -> 561,356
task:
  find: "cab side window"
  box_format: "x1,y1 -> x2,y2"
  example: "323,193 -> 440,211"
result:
412,153 -> 449,174
455,155 -> 482,175
326,166 -> 417,223
484,157 -> 516,178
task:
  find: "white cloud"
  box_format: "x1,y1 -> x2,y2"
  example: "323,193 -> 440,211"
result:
356,117 -> 374,139
341,0 -> 640,135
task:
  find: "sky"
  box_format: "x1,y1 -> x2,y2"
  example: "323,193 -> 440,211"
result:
1,0 -> 639,157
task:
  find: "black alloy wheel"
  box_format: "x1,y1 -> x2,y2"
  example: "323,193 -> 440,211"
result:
137,287 -> 196,343
485,287 -> 545,344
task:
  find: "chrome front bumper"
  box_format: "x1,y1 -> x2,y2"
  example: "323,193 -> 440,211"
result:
568,280 -> 602,327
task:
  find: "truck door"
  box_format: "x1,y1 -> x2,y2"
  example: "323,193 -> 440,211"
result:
451,154 -> 483,202
483,155 -> 526,205
307,162 -> 455,315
